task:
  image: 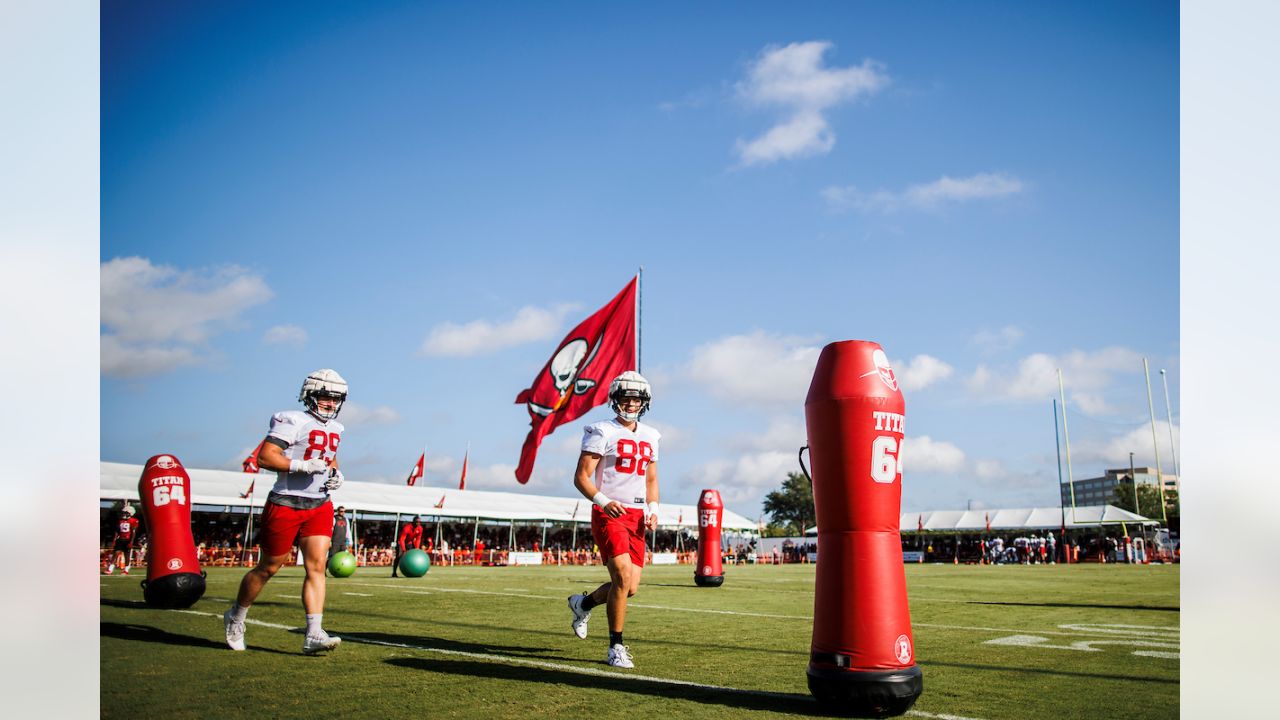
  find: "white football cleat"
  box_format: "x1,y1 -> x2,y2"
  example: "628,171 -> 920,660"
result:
303,630 -> 341,654
606,643 -> 634,669
223,608 -> 246,651
568,594 -> 591,639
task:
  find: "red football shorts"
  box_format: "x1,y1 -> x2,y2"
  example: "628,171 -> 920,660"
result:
258,500 -> 334,558
591,506 -> 647,567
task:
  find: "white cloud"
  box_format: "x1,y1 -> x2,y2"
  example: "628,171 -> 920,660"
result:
683,450 -> 797,507
895,354 -> 954,391
338,402 -> 401,426
901,435 -> 966,474
687,331 -> 822,408
967,346 -> 1143,410
823,172 -> 1023,213
100,257 -> 272,378
970,325 -> 1024,353
735,41 -> 889,166
1073,421 -> 1181,471
420,303 -> 580,357
263,324 -> 307,347
974,459 -> 1006,479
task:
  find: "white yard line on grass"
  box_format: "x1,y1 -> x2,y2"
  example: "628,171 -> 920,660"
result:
339,581 -> 1174,640
176,610 -> 991,720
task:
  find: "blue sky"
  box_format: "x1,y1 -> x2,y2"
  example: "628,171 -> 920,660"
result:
100,1 -> 1179,518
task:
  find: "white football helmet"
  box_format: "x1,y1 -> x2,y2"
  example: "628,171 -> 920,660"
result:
299,369 -> 348,421
121,505 -> 135,517
609,371 -> 651,421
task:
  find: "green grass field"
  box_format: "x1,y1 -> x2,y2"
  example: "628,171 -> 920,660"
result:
100,562 -> 1178,719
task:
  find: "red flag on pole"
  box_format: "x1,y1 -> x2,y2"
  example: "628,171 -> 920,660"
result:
514,277 -> 638,484
240,479 -> 255,498
434,494 -> 446,509
458,445 -> 469,491
242,440 -> 265,473
406,453 -> 425,486
985,512 -> 991,533
917,514 -> 924,533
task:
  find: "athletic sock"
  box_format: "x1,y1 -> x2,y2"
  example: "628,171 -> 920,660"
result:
306,613 -> 323,635
609,631 -> 623,647
580,593 -> 599,611
230,604 -> 249,621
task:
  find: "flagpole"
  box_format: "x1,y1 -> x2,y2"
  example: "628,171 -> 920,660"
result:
636,267 -> 643,373
1143,358 -> 1169,525
241,487 -> 254,566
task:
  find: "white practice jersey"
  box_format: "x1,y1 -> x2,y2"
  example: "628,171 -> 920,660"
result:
581,419 -> 660,508
266,410 -> 344,499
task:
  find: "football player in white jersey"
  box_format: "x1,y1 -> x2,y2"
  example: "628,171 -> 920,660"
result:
567,371 -> 661,669
224,369 -> 348,654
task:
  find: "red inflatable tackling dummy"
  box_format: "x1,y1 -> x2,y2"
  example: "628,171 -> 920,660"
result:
804,341 -> 922,716
694,489 -> 724,587
137,454 -> 206,609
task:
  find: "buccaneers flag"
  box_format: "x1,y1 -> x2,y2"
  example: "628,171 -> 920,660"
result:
406,452 -> 425,486
242,440 -> 266,473
514,277 -> 637,484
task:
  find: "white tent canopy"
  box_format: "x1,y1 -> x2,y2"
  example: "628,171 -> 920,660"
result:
803,505 -> 1157,535
102,461 -> 758,530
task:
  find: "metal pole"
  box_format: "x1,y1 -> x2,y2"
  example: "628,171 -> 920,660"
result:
1143,358 -> 1169,524
241,494 -> 255,565
1130,451 -> 1140,516
1057,370 -> 1077,521
1053,398 -> 1065,530
1160,369 -> 1180,478
636,267 -> 643,373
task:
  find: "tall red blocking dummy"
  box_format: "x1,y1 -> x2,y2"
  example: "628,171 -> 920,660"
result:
137,454 -> 206,609
694,489 -> 724,587
805,341 -> 922,716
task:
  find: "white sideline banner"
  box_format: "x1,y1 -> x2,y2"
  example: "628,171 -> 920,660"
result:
508,552 -> 543,565
651,552 -> 678,565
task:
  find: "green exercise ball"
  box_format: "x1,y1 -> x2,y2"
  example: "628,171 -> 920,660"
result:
327,551 -> 357,578
399,548 -> 431,577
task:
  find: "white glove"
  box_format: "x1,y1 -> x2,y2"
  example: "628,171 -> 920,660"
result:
290,458 -> 329,475
323,468 -> 344,491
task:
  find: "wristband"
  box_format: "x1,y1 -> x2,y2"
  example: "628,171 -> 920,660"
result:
647,502 -> 659,517
592,492 -> 612,508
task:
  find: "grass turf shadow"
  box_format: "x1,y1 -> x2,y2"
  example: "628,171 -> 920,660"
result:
964,600 -> 1180,612
342,631 -> 567,663
385,656 -> 848,716
100,621 -> 291,656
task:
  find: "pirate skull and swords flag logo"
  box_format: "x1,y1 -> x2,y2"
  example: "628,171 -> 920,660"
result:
514,277 -> 637,484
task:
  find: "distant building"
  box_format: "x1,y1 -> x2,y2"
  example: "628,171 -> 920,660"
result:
1061,467 -> 1178,508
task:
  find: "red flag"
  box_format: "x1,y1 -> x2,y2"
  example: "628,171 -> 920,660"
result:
678,509 -> 683,525
434,494 -> 446,509
242,440 -> 265,473
917,514 -> 923,533
406,453 -> 425,486
985,512 -> 991,533
458,446 -> 469,491
514,277 -> 638,484
240,479 -> 255,498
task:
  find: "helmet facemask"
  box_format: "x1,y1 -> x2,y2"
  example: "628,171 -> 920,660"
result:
299,369 -> 348,422
608,371 -> 651,422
